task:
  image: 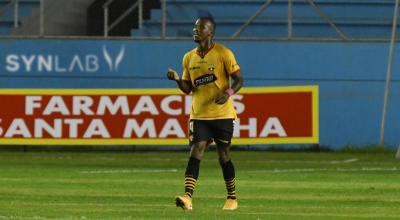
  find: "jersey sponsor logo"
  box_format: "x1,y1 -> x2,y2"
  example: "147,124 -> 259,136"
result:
194,73 -> 217,87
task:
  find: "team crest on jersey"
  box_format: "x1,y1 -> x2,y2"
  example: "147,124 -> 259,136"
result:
194,73 -> 217,87
208,64 -> 215,72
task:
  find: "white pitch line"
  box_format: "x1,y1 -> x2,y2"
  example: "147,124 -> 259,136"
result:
247,167 -> 399,173
0,216 -> 89,220
244,158 -> 361,164
80,169 -> 178,174
0,216 -> 47,219
329,158 -> 359,164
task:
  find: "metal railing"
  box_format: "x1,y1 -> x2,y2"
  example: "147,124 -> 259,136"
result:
40,0 -> 44,36
102,0 -> 168,38
0,0 -> 19,28
161,0 -> 166,38
0,0 -> 398,42
232,0 -> 348,40
380,0 -> 400,146
0,0 -> 45,36
108,0 -> 396,41
103,0 -> 143,37
13,0 -> 18,28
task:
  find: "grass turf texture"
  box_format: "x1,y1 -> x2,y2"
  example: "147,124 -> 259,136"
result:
0,151 -> 399,219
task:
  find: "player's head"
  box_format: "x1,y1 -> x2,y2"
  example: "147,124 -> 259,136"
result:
193,16 -> 216,43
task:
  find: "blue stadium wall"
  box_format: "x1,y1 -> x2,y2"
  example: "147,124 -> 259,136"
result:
0,39 -> 399,149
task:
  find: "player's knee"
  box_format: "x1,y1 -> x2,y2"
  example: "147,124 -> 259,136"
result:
217,148 -> 231,164
190,147 -> 202,160
190,142 -> 208,160
218,154 -> 231,164
191,153 -> 202,160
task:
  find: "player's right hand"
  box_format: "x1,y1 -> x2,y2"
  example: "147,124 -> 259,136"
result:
167,68 -> 180,81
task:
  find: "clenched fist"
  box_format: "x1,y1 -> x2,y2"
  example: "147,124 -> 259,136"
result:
167,68 -> 180,81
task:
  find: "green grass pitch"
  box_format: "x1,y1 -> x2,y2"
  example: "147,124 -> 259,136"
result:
0,150 -> 399,219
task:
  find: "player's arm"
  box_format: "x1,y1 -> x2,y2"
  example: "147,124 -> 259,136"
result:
215,71 -> 244,104
230,71 -> 244,94
167,68 -> 193,94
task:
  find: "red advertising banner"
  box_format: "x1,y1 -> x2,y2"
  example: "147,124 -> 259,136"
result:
0,86 -> 318,145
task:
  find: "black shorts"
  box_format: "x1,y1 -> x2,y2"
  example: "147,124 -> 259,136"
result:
188,119 -> 235,147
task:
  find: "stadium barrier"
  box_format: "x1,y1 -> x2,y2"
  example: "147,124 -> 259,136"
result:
0,39 -> 398,149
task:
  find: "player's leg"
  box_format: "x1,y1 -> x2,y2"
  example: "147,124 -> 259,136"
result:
213,119 -> 238,210
184,141 -> 208,198
176,120 -> 212,210
216,143 -> 238,210
176,141 -> 208,210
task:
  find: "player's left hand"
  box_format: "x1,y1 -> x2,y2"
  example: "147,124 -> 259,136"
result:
215,92 -> 229,104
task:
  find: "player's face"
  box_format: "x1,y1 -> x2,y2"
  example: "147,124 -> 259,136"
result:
193,19 -> 213,43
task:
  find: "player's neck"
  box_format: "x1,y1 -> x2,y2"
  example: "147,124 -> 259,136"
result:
197,39 -> 214,53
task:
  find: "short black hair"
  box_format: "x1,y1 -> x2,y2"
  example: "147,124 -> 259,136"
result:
199,16 -> 216,32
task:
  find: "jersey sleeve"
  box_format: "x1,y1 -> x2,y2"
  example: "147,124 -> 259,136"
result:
181,53 -> 191,81
223,48 -> 240,75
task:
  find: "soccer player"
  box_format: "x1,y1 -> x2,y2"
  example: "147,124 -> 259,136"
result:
167,16 -> 244,211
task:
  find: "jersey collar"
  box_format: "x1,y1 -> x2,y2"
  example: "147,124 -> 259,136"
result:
196,43 -> 215,59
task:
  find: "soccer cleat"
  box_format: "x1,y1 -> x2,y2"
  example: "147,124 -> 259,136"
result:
222,198 -> 238,210
175,195 -> 193,210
